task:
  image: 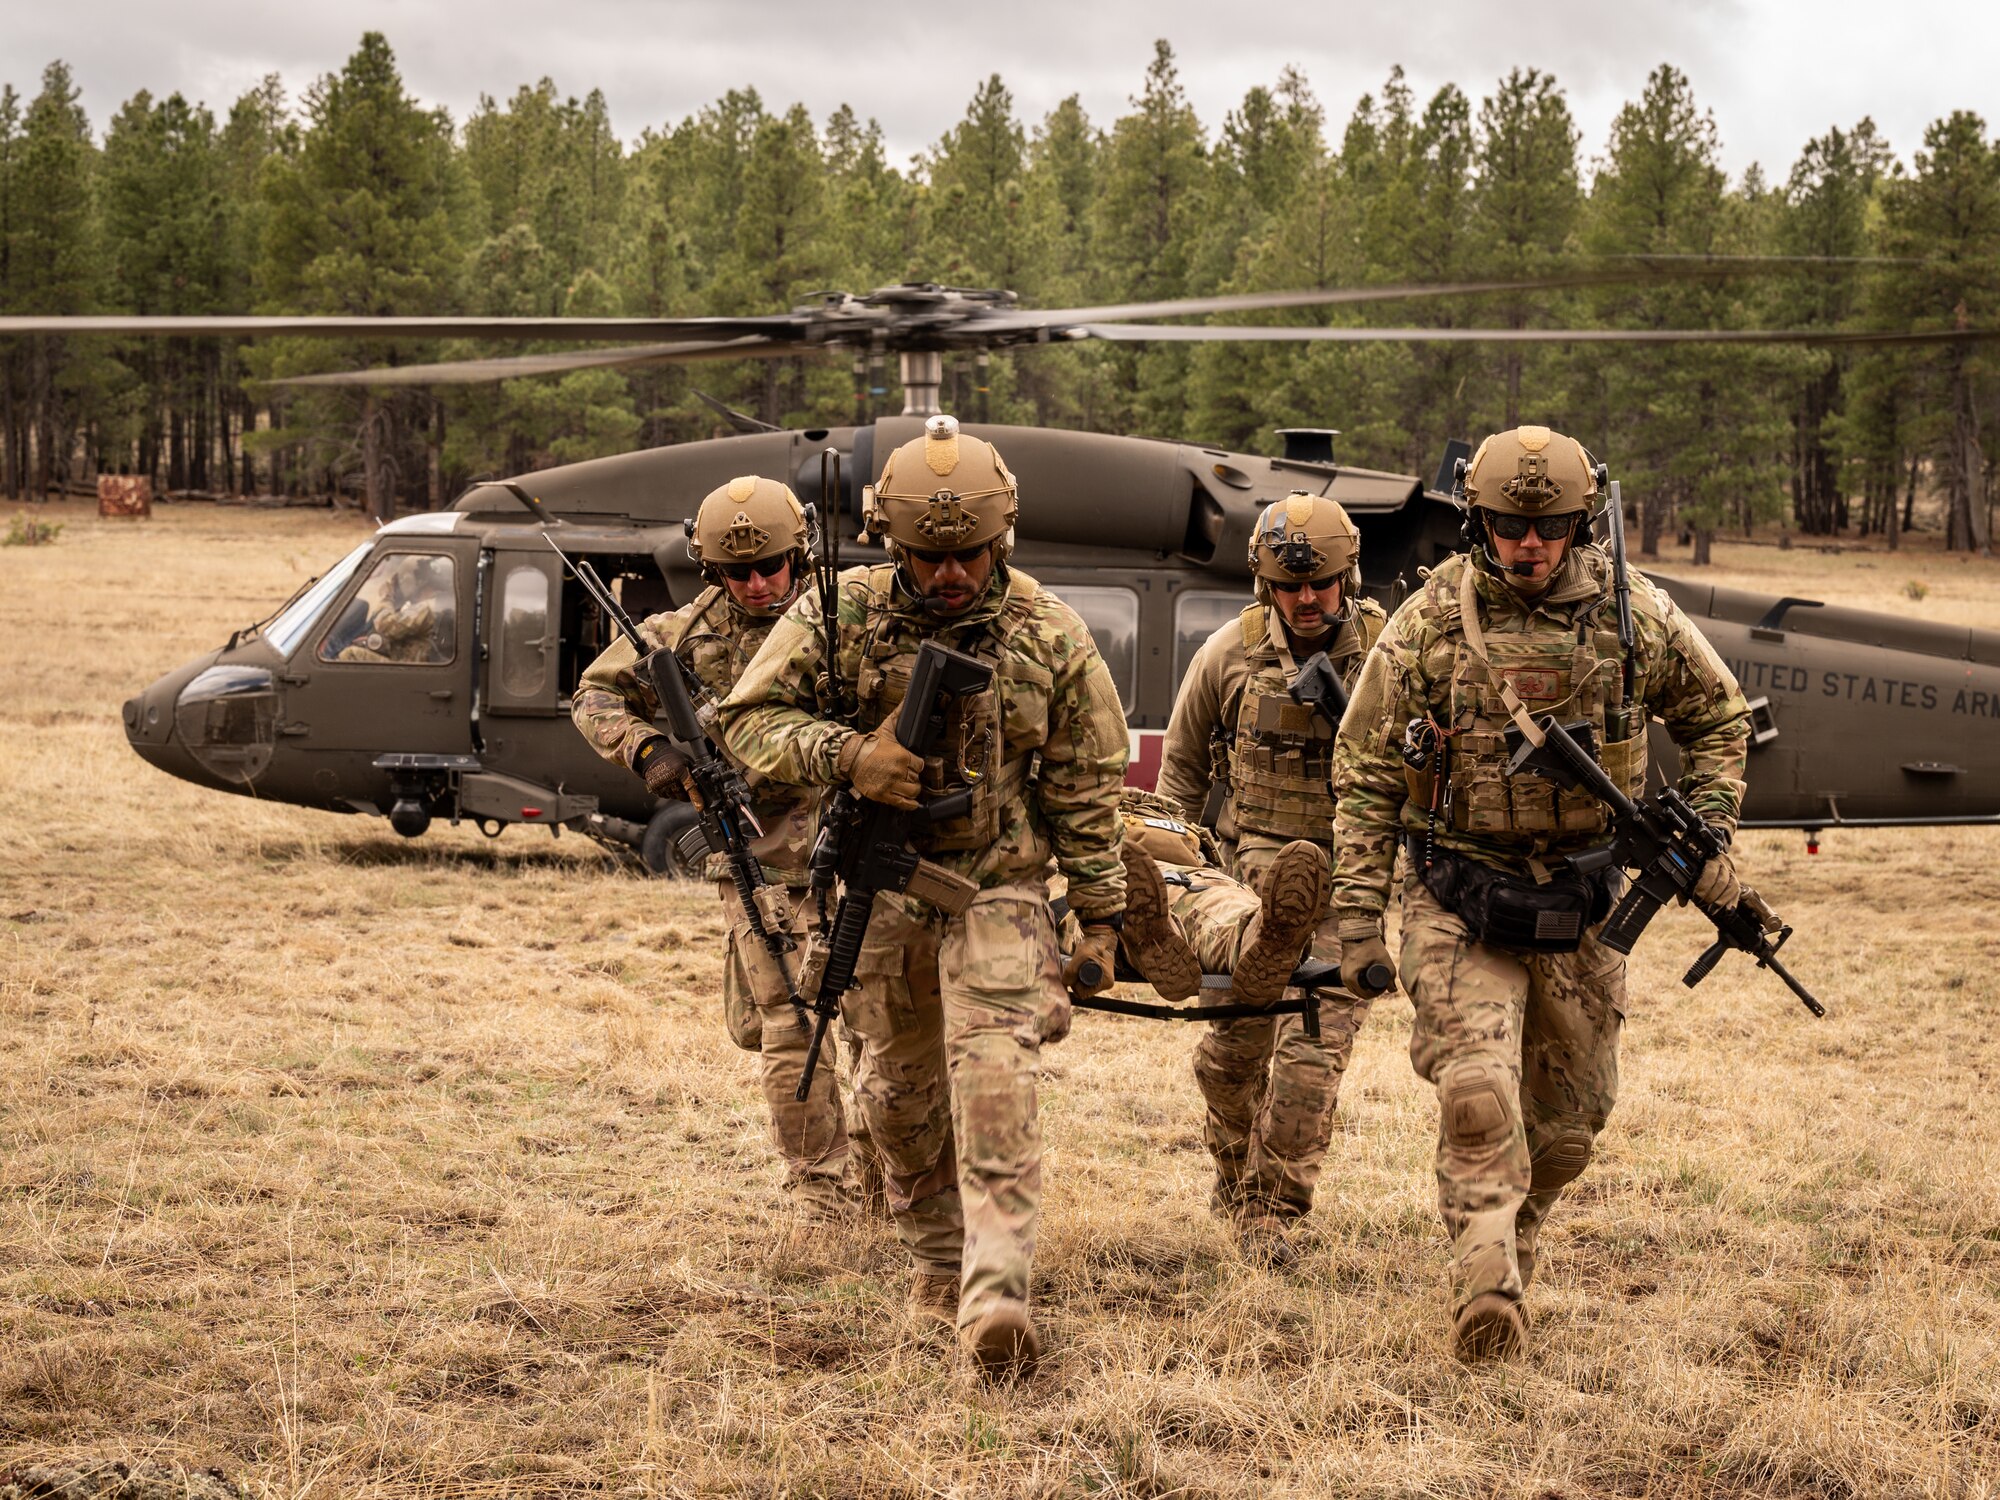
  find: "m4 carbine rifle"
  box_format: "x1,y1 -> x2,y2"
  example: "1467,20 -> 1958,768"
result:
545,535 -> 803,1012
794,639 -> 991,1098
1504,713 -> 1825,1018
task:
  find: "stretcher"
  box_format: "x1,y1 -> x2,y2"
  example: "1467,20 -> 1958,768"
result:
1067,957 -> 1343,1038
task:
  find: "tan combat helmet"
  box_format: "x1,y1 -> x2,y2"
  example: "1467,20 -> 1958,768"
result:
1463,425 -> 1599,518
1248,491 -> 1361,604
864,414 -> 1019,562
685,474 -> 813,580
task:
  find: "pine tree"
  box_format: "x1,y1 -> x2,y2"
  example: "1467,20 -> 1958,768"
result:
255,32 -> 468,516
102,89 -> 229,488
1583,64 -> 1755,559
1872,111 -> 2000,553
12,62 -> 102,498
1092,41 -> 1209,436
1472,68 -> 1580,426
1776,120 -> 1889,534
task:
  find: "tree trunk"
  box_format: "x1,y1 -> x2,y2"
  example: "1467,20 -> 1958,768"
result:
428,397 -> 444,510
31,338 -> 52,500
0,354 -> 16,501
362,393 -> 395,522
1692,526 -> 1714,566
1638,487 -> 1666,559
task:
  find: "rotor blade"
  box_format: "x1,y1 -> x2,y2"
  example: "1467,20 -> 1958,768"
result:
0,314 -> 801,340
1071,323 -> 2000,348
996,258 -> 1919,329
270,337 -> 810,388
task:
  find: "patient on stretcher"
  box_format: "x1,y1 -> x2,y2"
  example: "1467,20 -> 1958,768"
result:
1056,789 -> 1331,1006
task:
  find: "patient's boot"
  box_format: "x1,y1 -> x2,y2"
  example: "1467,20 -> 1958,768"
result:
1233,841 -> 1331,1006
1119,844 -> 1201,1001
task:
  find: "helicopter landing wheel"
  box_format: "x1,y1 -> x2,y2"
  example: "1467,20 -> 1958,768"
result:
640,803 -> 711,880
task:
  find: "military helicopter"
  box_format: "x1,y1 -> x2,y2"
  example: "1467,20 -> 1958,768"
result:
16,263 -> 1995,873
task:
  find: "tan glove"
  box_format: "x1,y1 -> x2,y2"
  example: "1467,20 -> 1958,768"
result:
1337,917 -> 1396,998
633,735 -> 688,797
1691,841 -> 1742,908
1063,923 -> 1120,998
837,723 -> 923,809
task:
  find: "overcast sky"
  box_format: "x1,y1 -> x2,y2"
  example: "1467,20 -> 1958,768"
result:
7,1 -> 1994,184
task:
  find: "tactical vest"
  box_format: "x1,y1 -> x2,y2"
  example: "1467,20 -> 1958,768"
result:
844,565 -> 1039,854
1225,603 -> 1379,842
657,585 -> 771,732
658,584 -> 809,881
1435,559 -> 1648,840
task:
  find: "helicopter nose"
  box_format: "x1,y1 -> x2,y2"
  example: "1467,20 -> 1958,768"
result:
124,680 -> 175,749
122,655 -> 215,780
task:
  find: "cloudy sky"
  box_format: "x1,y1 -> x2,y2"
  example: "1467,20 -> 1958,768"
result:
7,0 -> 1993,183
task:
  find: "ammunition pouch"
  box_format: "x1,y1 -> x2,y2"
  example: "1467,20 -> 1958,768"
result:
1411,841 -> 1612,954
1228,675 -> 1338,842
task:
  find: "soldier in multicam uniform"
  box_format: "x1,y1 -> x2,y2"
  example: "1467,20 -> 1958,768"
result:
572,476 -> 866,1220
334,556 -> 453,664
1332,425 -> 1750,1360
718,416 -> 1129,1381
1157,492 -> 1387,1266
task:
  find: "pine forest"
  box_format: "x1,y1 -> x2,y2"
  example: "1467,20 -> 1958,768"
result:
2,34 -> 1996,557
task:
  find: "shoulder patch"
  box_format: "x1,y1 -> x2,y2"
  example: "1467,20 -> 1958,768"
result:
1238,603 -> 1267,652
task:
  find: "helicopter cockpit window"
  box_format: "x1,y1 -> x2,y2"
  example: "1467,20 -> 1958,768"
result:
1174,590 -> 1245,688
263,542 -> 371,659
498,564 -> 552,698
317,553 -> 457,666
1045,585 -> 1139,711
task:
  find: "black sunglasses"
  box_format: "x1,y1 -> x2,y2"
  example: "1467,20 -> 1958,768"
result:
906,543 -> 990,565
1271,574 -> 1339,594
717,555 -> 791,582
1485,510 -> 1580,541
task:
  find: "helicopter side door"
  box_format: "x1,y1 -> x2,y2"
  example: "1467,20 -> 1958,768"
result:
285,537 -> 477,756
476,536 -> 678,819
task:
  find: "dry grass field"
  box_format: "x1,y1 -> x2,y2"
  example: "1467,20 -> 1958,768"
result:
2,497 -> 1998,1498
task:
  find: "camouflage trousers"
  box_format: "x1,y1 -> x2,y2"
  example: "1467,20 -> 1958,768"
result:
1399,877 -> 1624,1316
718,880 -> 865,1211
1190,834 -> 1371,1221
844,883 -> 1070,1327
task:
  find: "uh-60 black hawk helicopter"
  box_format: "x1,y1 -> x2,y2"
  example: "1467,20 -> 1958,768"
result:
15,263 -> 1994,874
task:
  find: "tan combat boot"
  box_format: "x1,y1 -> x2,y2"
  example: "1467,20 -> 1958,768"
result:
1118,844 -> 1201,1001
1232,841 -> 1332,1005
1233,1210 -> 1300,1271
908,1267 -> 961,1328
789,1174 -> 858,1223
1452,1292 -> 1527,1362
960,1299 -> 1041,1382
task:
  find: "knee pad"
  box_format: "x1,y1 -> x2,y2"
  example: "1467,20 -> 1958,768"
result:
1530,1126 -> 1593,1192
1437,1055 -> 1516,1152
